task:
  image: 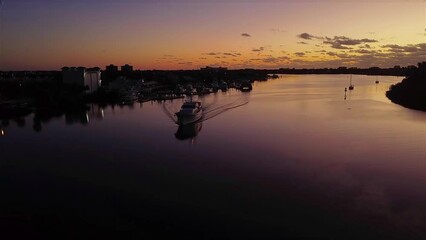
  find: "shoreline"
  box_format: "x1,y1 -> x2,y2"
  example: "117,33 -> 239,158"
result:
386,62 -> 426,112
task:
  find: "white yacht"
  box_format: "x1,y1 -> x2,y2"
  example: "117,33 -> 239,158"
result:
175,101 -> 203,125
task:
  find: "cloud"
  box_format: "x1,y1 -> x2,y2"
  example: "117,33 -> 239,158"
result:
262,56 -> 290,63
297,33 -> 320,40
262,42 -> 424,68
241,33 -> 251,37
327,52 -> 351,58
330,43 -> 353,50
323,36 -> 377,49
203,52 -> 220,56
382,44 -> 424,53
297,33 -> 377,50
352,49 -> 377,54
297,41 -> 308,45
223,52 -> 241,57
252,47 -> 265,52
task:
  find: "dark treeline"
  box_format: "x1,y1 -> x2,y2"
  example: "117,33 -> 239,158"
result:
386,62 -> 426,111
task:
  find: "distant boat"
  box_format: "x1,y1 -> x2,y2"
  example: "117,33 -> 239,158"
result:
240,82 -> 253,92
175,100 -> 203,125
348,75 -> 354,90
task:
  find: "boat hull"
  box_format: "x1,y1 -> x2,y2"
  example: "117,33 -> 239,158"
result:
176,111 -> 203,125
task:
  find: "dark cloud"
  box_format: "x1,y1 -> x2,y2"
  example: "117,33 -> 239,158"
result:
315,43 -> 425,68
327,52 -> 351,58
203,52 -> 220,56
298,33 -> 318,40
252,47 -> 265,52
382,44 -> 423,53
330,43 -> 352,50
324,36 -> 377,49
279,42 -> 425,68
297,41 -> 308,45
262,56 -> 290,64
241,33 -> 251,37
223,52 -> 241,57
353,49 -> 377,54
294,52 -> 305,57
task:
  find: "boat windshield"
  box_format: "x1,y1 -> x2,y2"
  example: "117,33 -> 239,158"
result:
181,102 -> 200,109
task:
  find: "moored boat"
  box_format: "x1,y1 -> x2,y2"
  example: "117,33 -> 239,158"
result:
348,75 -> 354,90
240,82 -> 253,92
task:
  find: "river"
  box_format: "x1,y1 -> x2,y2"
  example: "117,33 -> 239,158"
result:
1,74 -> 425,239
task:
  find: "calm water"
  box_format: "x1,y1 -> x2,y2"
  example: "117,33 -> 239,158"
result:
1,75 -> 425,239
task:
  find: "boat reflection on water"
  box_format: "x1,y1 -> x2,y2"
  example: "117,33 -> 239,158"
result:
175,121 -> 202,142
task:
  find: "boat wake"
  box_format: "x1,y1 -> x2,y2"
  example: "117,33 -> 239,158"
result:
162,94 -> 249,125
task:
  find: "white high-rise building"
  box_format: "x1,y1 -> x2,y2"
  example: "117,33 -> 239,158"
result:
61,67 -> 102,93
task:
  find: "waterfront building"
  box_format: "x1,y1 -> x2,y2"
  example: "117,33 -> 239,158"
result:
106,64 -> 118,72
121,64 -> 133,73
85,67 -> 102,93
61,67 -> 102,93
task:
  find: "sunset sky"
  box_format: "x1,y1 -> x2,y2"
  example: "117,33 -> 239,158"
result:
0,0 -> 425,70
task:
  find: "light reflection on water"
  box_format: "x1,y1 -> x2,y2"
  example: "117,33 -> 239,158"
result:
1,75 -> 425,239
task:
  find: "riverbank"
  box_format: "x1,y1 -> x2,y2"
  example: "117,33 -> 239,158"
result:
386,62 -> 426,111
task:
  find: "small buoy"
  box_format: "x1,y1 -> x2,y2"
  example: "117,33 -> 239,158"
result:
344,87 -> 347,91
